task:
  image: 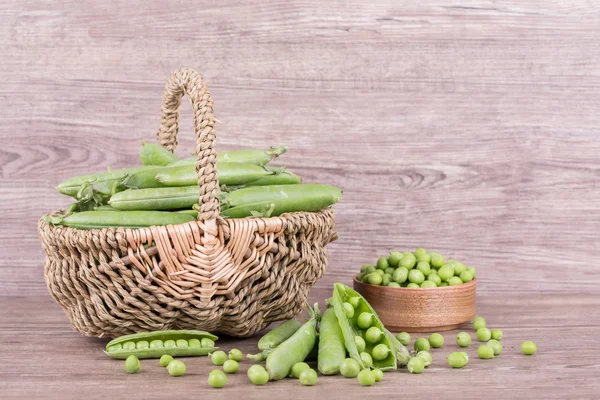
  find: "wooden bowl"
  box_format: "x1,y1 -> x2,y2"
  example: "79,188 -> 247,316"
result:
353,277 -> 476,332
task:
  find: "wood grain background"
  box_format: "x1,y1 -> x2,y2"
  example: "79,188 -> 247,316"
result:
1,1 -> 600,398
2,0 -> 598,297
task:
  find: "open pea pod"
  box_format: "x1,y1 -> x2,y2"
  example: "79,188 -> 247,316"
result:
331,282 -> 397,371
105,330 -> 218,359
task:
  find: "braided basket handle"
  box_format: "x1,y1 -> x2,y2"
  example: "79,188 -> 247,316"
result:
156,68 -> 219,221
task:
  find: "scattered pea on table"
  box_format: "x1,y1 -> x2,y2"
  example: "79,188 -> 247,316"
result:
407,357 -> 425,374
210,351 -> 228,366
248,365 -> 269,385
428,333 -> 444,348
167,360 -> 186,377
521,341 -> 537,355
372,368 -> 383,382
124,355 -> 140,374
447,352 -> 469,368
229,348 -> 243,362
473,317 -> 487,330
223,359 -> 240,374
414,338 -> 431,352
478,345 -> 495,359
476,328 -> 492,342
299,368 -> 318,386
357,369 -> 376,386
340,358 -> 360,378
491,329 -> 503,340
396,332 -> 411,346
488,339 -> 503,356
208,369 -> 227,388
159,354 -> 173,367
456,332 -> 472,347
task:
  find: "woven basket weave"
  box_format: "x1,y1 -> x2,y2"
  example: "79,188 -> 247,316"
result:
38,67 -> 337,338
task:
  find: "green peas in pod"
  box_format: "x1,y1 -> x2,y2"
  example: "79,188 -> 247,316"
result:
396,332 -> 411,346
365,327 -> 383,344
354,336 -> 366,352
343,302 -> 355,318
372,344 -> 391,361
357,313 -> 374,329
360,352 -> 373,368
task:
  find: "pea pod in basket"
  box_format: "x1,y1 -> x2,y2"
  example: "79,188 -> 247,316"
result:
105,330 -> 218,359
167,146 -> 288,167
331,282 -> 405,371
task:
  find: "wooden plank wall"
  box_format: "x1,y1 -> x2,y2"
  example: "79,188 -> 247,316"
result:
1,0 -> 599,297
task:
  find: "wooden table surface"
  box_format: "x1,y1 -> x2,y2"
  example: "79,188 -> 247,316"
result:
1,1 -> 599,399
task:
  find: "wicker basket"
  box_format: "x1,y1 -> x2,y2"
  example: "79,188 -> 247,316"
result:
38,68 -> 337,338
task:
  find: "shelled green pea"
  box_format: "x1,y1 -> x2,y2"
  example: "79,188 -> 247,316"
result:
357,249 -> 477,289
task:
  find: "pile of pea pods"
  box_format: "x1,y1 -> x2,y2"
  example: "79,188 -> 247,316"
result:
106,283 -> 538,387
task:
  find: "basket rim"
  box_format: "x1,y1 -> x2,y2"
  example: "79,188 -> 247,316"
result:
39,207 -> 335,233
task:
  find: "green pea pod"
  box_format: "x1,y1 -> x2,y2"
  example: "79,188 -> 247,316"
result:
56,166 -> 152,198
266,304 -> 320,380
258,319 -> 303,351
384,328 -> 411,366
221,191 -> 341,218
109,187 -> 199,210
154,163 -> 276,187
46,210 -> 196,229
221,184 -> 341,209
139,142 -> 179,166
246,349 -> 274,361
225,171 -> 302,190
105,330 -> 218,359
318,307 -> 346,375
331,282 -> 397,371
168,146 -> 287,167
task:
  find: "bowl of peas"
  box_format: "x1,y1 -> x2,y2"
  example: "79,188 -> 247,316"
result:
353,249 -> 476,332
